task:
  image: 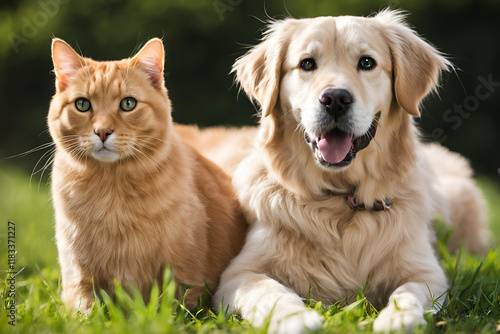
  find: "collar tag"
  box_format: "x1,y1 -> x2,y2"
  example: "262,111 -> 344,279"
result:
347,192 -> 392,211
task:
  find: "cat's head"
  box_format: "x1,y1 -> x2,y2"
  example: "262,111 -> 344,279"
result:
48,38 -> 171,164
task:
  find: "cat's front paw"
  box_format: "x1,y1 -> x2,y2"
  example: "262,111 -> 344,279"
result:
269,309 -> 323,334
62,289 -> 93,315
373,306 -> 426,333
73,297 -> 93,315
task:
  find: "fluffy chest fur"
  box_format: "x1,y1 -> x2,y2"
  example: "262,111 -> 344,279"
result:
235,154 -> 435,308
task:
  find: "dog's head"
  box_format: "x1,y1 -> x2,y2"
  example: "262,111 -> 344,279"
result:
234,10 -> 450,171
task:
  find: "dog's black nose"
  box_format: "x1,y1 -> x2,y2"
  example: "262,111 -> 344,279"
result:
319,88 -> 353,117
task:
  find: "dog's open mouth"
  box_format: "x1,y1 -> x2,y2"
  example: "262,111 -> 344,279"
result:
317,129 -> 353,165
307,112 -> 381,168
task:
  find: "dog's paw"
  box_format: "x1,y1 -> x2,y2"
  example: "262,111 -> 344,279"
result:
373,307 -> 426,333
269,309 -> 323,334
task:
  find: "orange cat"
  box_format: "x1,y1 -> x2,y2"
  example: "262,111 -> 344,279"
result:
48,38 -> 247,313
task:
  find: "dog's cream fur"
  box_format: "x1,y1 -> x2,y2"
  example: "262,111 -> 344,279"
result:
174,124 -> 257,175
210,10 -> 489,333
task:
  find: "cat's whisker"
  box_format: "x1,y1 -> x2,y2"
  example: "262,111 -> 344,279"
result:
30,147 -> 57,187
126,145 -> 162,193
58,146 -> 87,174
133,140 -> 158,152
134,142 -> 162,155
57,137 -> 82,152
58,135 -> 81,142
129,144 -> 163,175
37,151 -> 56,191
7,137 -> 81,188
136,136 -> 169,144
57,144 -> 82,162
138,142 -> 172,174
134,137 -> 157,144
43,157 -> 56,187
60,134 -> 81,138
74,148 -> 87,165
59,138 -> 81,146
40,146 -> 86,179
134,137 -> 174,171
7,142 -> 55,159
33,147 -> 56,172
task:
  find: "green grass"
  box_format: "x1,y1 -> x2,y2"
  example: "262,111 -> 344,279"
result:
1,166 -> 499,333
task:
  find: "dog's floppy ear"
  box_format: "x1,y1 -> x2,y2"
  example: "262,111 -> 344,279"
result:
232,20 -> 296,118
376,10 -> 451,117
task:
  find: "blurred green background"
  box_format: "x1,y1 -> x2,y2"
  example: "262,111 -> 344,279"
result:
0,0 -> 499,176
0,2 -> 499,331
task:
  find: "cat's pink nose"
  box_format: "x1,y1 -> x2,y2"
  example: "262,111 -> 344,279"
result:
94,128 -> 114,142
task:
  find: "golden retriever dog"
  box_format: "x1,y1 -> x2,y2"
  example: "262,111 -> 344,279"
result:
210,10 -> 489,333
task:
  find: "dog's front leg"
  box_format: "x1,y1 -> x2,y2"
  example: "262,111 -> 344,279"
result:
373,281 -> 445,332
216,271 -> 322,334
215,236 -> 323,334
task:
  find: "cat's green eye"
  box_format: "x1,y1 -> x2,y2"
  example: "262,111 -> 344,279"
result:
75,98 -> 91,112
120,97 -> 137,112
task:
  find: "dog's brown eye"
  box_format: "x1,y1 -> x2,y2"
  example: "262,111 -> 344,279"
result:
301,58 -> 316,71
359,57 -> 375,70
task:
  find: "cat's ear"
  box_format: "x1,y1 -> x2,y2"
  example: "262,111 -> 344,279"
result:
51,38 -> 85,92
131,38 -> 165,89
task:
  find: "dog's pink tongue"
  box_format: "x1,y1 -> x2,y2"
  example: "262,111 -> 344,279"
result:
318,130 -> 352,164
